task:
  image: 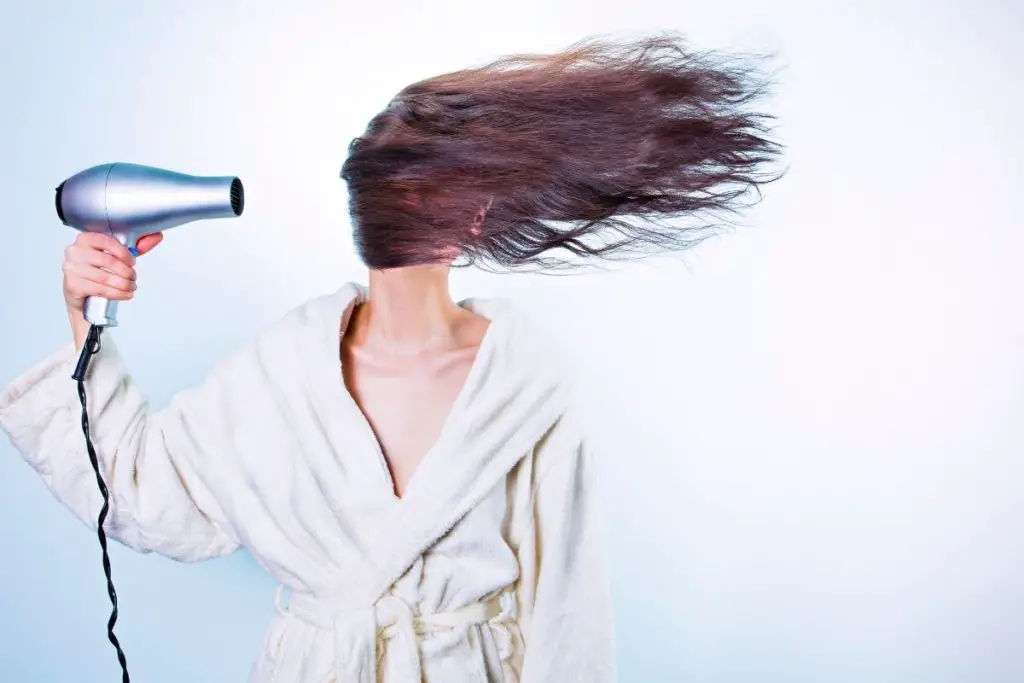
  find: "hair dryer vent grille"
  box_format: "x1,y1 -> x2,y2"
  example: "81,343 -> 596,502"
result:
230,178 -> 244,216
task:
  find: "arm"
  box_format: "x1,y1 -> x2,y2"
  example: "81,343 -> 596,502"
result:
0,337 -> 241,561
516,419 -> 619,683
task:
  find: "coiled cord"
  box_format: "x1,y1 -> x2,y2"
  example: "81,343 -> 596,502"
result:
73,324 -> 131,683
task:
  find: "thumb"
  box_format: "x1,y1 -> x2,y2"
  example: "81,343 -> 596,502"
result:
134,232 -> 164,256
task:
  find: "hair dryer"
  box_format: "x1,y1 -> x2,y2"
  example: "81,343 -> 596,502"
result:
55,162 -> 244,328
54,162 -> 244,683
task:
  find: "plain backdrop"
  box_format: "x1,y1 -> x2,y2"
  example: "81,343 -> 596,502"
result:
1,1 -> 1021,682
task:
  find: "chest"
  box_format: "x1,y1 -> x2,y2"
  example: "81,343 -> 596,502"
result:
342,349 -> 478,496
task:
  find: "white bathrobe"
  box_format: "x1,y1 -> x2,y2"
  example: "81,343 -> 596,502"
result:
0,283 -> 616,683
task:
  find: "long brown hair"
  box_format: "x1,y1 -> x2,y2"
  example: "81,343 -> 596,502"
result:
340,33 -> 783,271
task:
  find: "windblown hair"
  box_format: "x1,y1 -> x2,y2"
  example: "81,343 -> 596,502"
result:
340,33 -> 783,271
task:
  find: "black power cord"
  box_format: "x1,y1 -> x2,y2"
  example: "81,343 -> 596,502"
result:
72,323 -> 131,683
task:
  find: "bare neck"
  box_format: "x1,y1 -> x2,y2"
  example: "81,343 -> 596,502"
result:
350,264 -> 465,355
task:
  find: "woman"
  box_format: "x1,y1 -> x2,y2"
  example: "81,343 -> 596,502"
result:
0,34 -> 780,683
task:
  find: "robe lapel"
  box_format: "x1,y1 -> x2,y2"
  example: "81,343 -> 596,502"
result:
292,284 -> 393,501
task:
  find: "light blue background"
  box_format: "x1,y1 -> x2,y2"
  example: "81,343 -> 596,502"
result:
1,1 -> 1022,682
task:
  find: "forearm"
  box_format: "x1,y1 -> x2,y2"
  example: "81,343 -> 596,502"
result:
0,338 -> 238,560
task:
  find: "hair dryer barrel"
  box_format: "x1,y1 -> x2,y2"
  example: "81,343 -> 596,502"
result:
56,162 -> 244,240
54,162 -> 245,327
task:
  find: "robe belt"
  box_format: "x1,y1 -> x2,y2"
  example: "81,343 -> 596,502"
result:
274,585 -> 514,682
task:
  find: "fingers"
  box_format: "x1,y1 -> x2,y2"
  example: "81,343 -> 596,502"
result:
62,260 -> 137,301
72,230 -> 165,257
65,242 -> 136,280
62,267 -> 135,302
74,231 -> 136,265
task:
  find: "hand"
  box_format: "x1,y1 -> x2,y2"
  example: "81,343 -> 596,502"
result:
62,231 -> 164,314
63,231 -> 164,349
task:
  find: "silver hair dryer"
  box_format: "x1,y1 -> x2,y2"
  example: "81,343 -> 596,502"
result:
54,162 -> 244,683
55,162 -> 245,327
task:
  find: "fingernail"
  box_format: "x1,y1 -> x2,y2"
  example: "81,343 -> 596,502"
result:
128,246 -> 139,258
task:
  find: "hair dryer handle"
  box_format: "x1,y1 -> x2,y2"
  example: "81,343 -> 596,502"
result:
83,296 -> 121,328
82,231 -> 139,328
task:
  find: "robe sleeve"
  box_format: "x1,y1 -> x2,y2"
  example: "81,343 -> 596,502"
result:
0,338 -> 241,561
516,417 -> 619,683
